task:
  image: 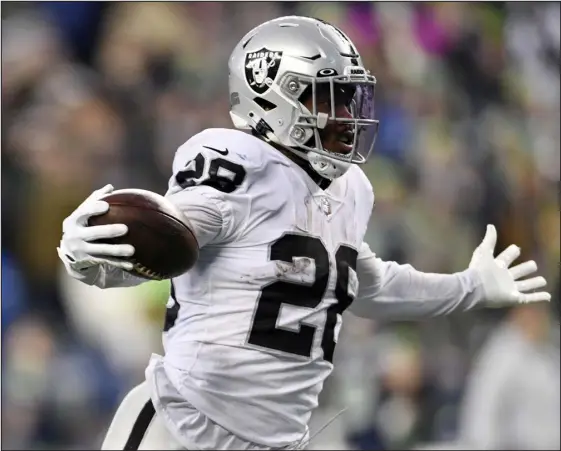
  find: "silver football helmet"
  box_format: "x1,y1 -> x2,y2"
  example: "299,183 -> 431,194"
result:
228,16 -> 379,179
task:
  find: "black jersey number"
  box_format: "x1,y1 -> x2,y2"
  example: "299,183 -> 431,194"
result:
247,233 -> 358,363
175,153 -> 246,194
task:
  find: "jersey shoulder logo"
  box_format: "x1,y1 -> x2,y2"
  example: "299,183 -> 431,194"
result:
245,48 -> 283,95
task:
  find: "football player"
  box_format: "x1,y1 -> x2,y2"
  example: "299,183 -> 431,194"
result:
58,16 -> 551,450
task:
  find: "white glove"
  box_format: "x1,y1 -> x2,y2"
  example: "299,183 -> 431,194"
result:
57,184 -> 135,272
469,224 -> 551,306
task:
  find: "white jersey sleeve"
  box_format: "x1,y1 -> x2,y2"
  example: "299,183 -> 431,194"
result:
63,128 -> 264,289
164,127 -> 267,246
349,242 -> 486,320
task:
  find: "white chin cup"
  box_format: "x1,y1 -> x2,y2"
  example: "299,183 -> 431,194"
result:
308,152 -> 351,180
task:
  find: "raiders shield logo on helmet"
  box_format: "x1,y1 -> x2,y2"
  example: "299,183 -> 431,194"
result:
245,48 -> 283,95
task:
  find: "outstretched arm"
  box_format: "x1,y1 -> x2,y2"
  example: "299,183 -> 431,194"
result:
349,225 -> 550,321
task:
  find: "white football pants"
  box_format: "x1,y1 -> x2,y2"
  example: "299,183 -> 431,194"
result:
101,382 -> 184,450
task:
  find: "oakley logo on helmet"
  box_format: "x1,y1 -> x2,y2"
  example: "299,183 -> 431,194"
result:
317,68 -> 337,77
245,48 -> 283,94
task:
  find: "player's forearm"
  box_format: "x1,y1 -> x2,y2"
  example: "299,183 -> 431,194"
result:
351,249 -> 485,320
372,264 -> 483,319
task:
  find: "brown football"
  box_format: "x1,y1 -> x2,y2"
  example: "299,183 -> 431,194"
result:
88,189 -> 199,280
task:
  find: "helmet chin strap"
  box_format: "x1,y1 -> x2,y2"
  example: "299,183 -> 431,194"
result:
307,152 -> 351,180
262,130 -> 351,180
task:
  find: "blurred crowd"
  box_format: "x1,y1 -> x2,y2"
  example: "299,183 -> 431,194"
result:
1,2 -> 559,450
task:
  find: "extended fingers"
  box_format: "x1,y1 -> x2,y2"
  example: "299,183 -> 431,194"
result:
478,224 -> 498,253
519,291 -> 552,303
509,260 -> 537,279
496,244 -> 521,268
515,276 -> 547,292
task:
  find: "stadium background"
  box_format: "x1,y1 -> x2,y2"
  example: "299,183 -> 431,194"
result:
1,2 -> 559,450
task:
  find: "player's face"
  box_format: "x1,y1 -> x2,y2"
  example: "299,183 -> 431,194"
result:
302,84 -> 356,155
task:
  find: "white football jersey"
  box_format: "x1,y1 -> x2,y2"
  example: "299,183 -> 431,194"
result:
159,128 -> 375,447
59,125 -> 486,449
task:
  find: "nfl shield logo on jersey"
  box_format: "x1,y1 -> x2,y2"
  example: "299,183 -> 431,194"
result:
320,197 -> 332,216
245,48 -> 283,94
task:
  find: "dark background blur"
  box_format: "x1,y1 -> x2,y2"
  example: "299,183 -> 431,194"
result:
1,2 -> 559,450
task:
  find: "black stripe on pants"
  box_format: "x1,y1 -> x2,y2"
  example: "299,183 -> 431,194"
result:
124,400 -> 156,450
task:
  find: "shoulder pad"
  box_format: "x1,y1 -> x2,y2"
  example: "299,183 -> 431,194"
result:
172,128 -> 265,174
169,128 -> 266,195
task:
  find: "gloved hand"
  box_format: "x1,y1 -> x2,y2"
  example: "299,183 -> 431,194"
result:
469,224 -> 551,306
57,184 -> 135,272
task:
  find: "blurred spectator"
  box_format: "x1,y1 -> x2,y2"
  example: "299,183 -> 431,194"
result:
1,251 -> 28,342
2,316 -> 125,449
459,304 -> 560,450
